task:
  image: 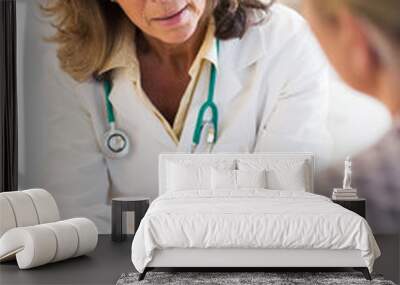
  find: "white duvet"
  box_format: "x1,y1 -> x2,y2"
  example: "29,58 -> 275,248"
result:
131,190 -> 380,273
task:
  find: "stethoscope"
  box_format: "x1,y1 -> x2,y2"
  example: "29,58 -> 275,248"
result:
103,40 -> 220,159
102,79 -> 131,159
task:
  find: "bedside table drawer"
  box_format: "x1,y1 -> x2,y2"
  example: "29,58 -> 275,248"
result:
332,199 -> 366,218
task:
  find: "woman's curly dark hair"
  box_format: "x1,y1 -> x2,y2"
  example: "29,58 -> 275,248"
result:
42,0 -> 275,82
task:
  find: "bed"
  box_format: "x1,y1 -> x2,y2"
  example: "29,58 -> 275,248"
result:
131,153 -> 380,281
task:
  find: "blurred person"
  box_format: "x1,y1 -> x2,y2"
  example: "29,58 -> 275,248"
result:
304,0 -> 400,233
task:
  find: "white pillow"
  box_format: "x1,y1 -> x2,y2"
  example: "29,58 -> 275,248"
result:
236,169 -> 268,189
267,168 -> 306,191
167,162 -> 211,191
165,159 -> 236,192
211,168 -> 268,190
237,159 -> 308,191
211,168 -> 236,190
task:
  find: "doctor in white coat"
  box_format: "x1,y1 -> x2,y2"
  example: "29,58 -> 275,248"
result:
41,0 -> 331,233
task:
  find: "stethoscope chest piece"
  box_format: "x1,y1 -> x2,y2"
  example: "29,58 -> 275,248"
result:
103,125 -> 130,159
102,79 -> 131,159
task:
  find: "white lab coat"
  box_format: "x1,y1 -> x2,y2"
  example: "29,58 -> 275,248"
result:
41,4 -> 331,233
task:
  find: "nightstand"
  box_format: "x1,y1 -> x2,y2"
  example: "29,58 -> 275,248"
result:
332,198 -> 366,218
112,197 -> 150,242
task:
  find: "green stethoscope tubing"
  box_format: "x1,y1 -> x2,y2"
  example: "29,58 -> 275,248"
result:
192,53 -> 218,145
103,79 -> 115,124
192,39 -> 220,147
103,39 -> 220,152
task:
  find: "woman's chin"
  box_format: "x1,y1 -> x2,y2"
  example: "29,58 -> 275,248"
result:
155,25 -> 199,45
160,36 -> 193,45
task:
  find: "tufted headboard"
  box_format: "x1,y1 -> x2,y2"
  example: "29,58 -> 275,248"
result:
158,153 -> 315,195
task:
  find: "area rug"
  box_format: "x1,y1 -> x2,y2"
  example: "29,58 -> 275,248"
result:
116,272 -> 396,285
